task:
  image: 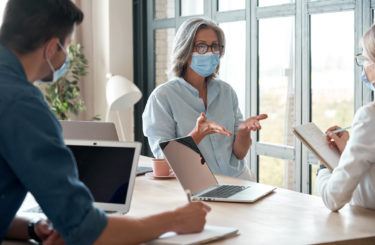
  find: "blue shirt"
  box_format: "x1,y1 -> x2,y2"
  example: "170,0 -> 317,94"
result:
0,45 -> 107,244
143,77 -> 246,177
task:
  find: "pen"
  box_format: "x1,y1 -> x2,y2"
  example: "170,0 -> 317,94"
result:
185,189 -> 191,203
326,126 -> 352,136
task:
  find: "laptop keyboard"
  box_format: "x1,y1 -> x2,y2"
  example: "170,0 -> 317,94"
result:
199,185 -> 250,198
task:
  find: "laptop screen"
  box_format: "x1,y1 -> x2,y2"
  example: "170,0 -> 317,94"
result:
160,136 -> 218,195
67,145 -> 135,204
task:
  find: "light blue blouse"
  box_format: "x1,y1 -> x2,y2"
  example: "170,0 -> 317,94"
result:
142,77 -> 246,177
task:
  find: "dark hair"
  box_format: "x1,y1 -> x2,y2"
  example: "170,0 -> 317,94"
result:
0,0 -> 83,54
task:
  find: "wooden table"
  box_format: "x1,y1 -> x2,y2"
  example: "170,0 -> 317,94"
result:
4,156 -> 375,244
128,157 -> 375,244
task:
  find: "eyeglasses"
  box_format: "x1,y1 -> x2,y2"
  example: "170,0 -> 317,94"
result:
194,43 -> 224,54
355,54 -> 372,67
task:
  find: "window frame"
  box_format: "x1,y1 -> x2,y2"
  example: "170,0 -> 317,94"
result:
134,0 -> 374,194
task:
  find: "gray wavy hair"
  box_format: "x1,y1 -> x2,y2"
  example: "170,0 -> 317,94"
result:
170,17 -> 225,79
362,24 -> 375,63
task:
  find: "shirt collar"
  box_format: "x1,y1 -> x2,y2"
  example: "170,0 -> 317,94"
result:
0,45 -> 28,81
175,77 -> 220,107
175,77 -> 200,97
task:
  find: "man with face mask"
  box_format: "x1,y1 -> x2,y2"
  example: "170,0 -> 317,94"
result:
0,0 -> 210,244
314,25 -> 375,212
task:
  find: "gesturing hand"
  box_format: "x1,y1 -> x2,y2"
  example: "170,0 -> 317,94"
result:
188,113 -> 232,145
238,114 -> 268,134
325,125 -> 350,155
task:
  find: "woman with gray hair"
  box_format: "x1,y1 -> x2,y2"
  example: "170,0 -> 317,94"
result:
315,24 -> 375,211
143,17 -> 267,179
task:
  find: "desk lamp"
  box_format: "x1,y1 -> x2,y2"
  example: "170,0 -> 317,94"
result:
105,74 -> 142,140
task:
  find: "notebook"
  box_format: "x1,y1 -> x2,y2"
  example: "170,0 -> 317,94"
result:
293,122 -> 340,171
21,140 -> 141,215
145,225 -> 239,245
159,136 -> 275,203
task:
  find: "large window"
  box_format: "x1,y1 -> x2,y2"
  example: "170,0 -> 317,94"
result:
135,0 -> 374,194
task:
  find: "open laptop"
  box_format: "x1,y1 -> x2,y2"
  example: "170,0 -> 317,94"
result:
59,120 -> 120,141
22,140 -> 141,215
160,136 -> 275,203
60,120 -> 152,175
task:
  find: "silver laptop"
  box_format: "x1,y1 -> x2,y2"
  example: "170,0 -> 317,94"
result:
160,136 -> 275,203
60,120 -> 152,175
59,120 -> 119,141
22,140 -> 141,215
65,140 -> 141,214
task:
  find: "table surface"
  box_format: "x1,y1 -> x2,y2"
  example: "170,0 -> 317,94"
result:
4,156 -> 375,245
129,157 -> 375,245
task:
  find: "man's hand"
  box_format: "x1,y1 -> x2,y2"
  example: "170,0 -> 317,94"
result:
172,201 -> 211,234
34,219 -> 65,244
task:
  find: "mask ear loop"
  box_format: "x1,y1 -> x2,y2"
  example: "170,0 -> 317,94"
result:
45,41 -> 56,73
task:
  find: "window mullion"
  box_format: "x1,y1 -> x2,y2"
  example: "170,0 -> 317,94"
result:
249,0 -> 259,180
301,0 -> 311,194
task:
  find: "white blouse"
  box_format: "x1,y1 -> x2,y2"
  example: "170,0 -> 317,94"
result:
315,102 -> 375,211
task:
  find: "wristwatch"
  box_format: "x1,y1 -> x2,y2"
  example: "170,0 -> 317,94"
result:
28,220 -> 42,243
316,164 -> 327,176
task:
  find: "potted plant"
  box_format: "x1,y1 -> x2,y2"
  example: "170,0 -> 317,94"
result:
38,44 -> 99,120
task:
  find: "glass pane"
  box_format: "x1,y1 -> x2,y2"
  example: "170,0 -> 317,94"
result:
259,16 -> 295,146
155,0 -> 175,19
219,21 -> 246,115
155,28 -> 175,87
311,11 -> 354,138
181,0 -> 204,16
258,0 -> 294,7
0,0 -> 7,26
259,156 -> 286,188
219,0 -> 245,11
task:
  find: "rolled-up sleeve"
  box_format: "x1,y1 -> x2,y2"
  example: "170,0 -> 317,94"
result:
142,90 -> 176,158
0,91 -> 107,245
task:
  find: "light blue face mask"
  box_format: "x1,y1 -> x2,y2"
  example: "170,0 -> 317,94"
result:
190,52 -> 219,77
37,41 -> 70,84
361,69 -> 375,91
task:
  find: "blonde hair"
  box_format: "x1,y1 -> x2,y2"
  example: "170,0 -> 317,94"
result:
170,17 -> 225,79
362,24 -> 375,63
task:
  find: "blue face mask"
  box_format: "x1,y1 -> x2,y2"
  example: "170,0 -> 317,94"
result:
190,52 -> 219,77
361,69 -> 375,91
37,41 -> 70,84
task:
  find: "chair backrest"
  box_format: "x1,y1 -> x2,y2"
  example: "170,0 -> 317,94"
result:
59,120 -> 119,141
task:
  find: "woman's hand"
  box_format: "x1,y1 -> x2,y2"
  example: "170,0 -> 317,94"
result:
233,114 -> 268,160
237,114 -> 268,134
325,125 -> 350,155
188,113 -> 232,145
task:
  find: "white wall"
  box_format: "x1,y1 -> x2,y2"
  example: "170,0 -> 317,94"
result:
78,0 -> 135,141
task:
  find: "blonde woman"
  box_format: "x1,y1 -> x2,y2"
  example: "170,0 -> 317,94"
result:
143,18 -> 267,180
315,25 -> 375,211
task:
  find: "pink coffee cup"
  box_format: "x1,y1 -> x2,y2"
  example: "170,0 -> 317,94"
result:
152,158 -> 170,176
